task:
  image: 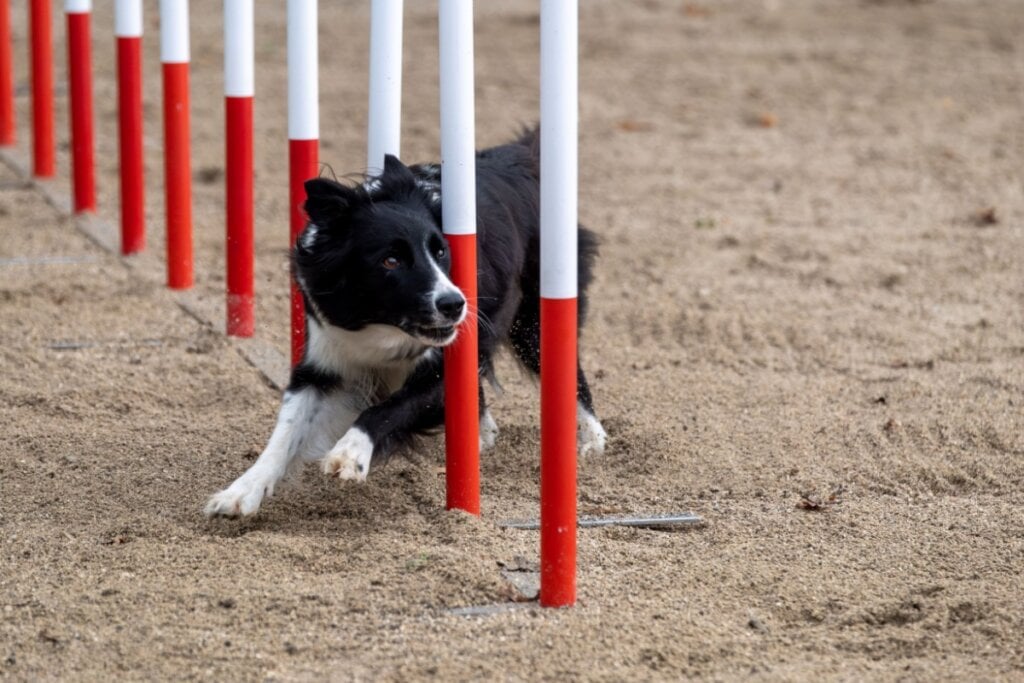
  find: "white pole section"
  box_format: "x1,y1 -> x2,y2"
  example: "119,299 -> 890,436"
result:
114,0 -> 142,38
65,0 -> 91,12
439,0 -> 475,235
160,0 -> 189,64
287,0 -> 318,141
224,0 -> 253,97
540,0 -> 577,300
366,0 -> 402,174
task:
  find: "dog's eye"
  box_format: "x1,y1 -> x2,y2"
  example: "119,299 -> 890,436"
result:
382,256 -> 401,270
436,247 -> 446,259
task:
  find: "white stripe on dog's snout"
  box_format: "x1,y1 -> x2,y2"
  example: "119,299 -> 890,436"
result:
429,256 -> 467,324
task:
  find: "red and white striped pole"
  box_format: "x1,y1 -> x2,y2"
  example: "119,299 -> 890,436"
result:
366,0 -> 402,173
160,0 -> 192,288
287,0 -> 318,365
0,0 -> 15,145
539,0 -> 579,608
439,0 -> 479,515
224,0 -> 254,337
65,0 -> 96,213
115,0 -> 144,253
28,0 -> 54,176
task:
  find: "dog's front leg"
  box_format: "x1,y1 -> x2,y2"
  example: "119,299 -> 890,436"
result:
205,387 -> 354,516
323,355 -> 445,481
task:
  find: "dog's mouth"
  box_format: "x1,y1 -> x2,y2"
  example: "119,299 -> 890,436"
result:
412,324 -> 458,346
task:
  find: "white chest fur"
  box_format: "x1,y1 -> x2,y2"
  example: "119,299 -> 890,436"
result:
305,317 -> 432,403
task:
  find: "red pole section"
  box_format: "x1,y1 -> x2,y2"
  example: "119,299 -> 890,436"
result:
0,0 -> 15,145
66,0 -> 96,213
224,0 -> 254,337
539,0 -> 579,608
439,0 -> 479,515
287,0 -> 319,365
116,0 -> 144,253
160,0 -> 192,289
288,139 -> 316,361
29,0 -> 54,176
444,234 -> 479,514
540,297 -> 578,606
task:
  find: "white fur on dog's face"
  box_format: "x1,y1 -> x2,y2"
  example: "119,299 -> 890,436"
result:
418,253 -> 466,347
307,316 -> 427,371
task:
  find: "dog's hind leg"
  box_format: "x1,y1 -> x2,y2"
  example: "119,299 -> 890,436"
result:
572,363 -> 607,457
479,384 -> 499,452
508,304 -> 607,457
204,387 -> 357,517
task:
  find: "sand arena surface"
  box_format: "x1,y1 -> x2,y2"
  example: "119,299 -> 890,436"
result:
2,1 -> 1023,680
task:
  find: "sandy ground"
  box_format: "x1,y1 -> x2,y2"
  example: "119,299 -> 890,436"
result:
2,0 -> 1023,680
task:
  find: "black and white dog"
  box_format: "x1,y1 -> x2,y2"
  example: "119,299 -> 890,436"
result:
205,130 -> 606,517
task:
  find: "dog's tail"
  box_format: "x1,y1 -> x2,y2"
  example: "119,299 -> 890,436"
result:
510,124 -> 600,326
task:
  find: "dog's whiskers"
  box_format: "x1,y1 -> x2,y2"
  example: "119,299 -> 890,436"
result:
475,310 -> 498,339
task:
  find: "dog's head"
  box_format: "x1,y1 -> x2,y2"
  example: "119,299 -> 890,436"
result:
294,155 -> 466,347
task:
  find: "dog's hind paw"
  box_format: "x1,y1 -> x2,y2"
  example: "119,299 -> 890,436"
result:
204,473 -> 277,518
322,428 -> 374,482
578,409 -> 607,458
479,409 -> 499,452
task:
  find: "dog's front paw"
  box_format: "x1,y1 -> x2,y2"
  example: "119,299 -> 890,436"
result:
204,470 -> 278,518
578,410 -> 607,457
322,428 -> 374,482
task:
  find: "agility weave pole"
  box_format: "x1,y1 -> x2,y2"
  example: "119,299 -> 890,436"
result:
438,0 -> 480,516
0,143 -> 291,389
65,0 -> 95,213
539,0 -> 580,608
115,0 -> 144,254
160,0 -> 192,289
437,0 -> 584,605
368,0 -> 483,515
224,0 -> 255,337
0,0 -> 13,145
287,0 -> 319,366
0,0 -> 621,608
29,0 -> 53,176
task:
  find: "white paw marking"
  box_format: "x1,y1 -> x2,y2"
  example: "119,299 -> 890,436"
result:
578,408 -> 607,457
479,409 -> 498,452
322,428 -> 374,482
204,467 -> 279,517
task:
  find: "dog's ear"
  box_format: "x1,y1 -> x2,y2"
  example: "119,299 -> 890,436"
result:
380,154 -> 419,194
304,178 -> 354,227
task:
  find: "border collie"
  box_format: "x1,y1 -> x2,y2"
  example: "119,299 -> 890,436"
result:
205,130 -> 606,517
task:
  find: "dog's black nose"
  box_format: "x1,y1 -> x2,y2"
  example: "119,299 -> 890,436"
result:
436,292 -> 465,321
